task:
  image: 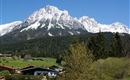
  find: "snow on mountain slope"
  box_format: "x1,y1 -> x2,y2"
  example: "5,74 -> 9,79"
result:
20,5 -> 85,32
22,5 -> 129,34
96,22 -> 129,34
0,21 -> 22,36
0,5 -> 129,37
109,22 -> 129,33
79,16 -> 99,32
79,16 -> 129,34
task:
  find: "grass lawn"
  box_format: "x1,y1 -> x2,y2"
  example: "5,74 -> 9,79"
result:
124,77 -> 130,80
0,57 -> 57,68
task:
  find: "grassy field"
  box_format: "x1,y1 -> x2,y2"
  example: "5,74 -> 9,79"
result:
125,77 -> 130,80
0,57 -> 57,68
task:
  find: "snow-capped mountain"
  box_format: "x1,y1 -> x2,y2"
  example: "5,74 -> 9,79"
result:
79,16 -> 129,34
0,21 -> 22,36
0,5 -> 129,38
98,22 -> 129,34
79,16 -> 99,33
20,6 -> 85,32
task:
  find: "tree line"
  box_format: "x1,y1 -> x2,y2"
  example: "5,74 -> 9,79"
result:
0,32 -> 129,58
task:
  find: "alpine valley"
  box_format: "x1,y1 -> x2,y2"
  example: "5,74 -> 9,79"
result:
0,6 -> 130,57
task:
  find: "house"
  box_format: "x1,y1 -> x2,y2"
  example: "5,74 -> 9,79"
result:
20,67 -> 59,77
49,65 -> 63,72
23,54 -> 32,60
0,53 -> 2,56
0,65 -> 15,73
0,54 -> 12,57
0,76 -> 5,80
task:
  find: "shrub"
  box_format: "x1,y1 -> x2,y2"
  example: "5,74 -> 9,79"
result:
0,70 -> 11,75
5,75 -> 46,80
90,57 -> 130,80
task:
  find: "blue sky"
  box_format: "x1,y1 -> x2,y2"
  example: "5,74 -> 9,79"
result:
0,0 -> 129,27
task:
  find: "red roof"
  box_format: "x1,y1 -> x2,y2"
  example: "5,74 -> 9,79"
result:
0,65 -> 15,71
0,76 -> 5,79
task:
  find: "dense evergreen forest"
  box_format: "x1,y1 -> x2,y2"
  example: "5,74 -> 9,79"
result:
0,32 -> 130,58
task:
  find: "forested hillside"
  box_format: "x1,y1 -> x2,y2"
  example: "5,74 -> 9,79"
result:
0,32 -> 130,58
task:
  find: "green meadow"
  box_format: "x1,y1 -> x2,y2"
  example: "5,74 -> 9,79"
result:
0,57 -> 57,68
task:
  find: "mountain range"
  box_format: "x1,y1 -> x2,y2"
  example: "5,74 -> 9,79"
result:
0,5 -> 129,40
0,5 -> 130,57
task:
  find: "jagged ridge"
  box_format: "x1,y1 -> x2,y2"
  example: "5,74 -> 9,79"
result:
0,5 -> 129,37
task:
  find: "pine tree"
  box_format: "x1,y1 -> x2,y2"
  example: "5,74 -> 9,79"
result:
96,32 -> 106,58
111,32 -> 123,57
88,32 -> 106,59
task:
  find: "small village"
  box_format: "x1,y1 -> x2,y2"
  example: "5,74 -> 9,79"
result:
0,53 -> 64,80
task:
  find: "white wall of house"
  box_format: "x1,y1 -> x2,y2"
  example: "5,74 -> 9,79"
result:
34,71 -> 57,77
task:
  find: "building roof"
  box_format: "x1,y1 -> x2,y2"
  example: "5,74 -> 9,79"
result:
20,65 -> 35,70
0,65 -> 15,71
20,67 -> 58,73
0,76 -> 5,79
